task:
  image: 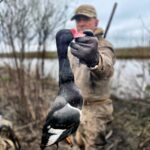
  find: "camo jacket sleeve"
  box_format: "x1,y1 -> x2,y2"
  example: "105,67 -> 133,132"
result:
90,37 -> 115,79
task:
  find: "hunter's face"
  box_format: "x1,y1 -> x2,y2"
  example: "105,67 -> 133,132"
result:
75,16 -> 99,32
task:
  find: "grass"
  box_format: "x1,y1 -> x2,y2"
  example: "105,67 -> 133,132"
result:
115,47 -> 150,59
0,51 -> 57,59
0,67 -> 150,149
0,47 -> 150,59
111,97 -> 150,149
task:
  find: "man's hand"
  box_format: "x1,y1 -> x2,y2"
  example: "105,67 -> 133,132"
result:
70,35 -> 99,68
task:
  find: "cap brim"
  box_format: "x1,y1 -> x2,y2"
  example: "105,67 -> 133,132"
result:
71,13 -> 92,20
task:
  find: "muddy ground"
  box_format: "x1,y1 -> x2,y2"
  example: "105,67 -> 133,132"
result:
0,67 -> 150,150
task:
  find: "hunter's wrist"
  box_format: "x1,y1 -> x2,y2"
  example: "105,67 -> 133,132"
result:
87,58 -> 99,69
89,64 -> 99,70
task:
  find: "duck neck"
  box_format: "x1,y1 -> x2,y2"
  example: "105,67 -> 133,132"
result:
57,44 -> 74,85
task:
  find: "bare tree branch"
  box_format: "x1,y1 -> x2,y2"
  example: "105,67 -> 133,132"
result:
139,16 -> 150,34
0,0 -> 71,120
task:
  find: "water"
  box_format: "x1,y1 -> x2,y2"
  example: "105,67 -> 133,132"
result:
0,58 -> 59,80
0,58 -> 150,100
112,59 -> 150,100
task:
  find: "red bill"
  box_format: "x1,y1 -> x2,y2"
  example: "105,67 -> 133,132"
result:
70,28 -> 85,38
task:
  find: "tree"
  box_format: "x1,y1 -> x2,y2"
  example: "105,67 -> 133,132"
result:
0,0 -> 70,121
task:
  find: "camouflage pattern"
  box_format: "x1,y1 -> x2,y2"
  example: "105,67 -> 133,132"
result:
0,116 -> 13,128
69,28 -> 115,149
0,116 -> 20,150
0,116 -> 15,150
0,137 -> 15,150
73,99 -> 113,150
69,28 -> 115,102
71,4 -> 97,20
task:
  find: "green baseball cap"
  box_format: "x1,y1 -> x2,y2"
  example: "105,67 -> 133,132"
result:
71,4 -> 97,20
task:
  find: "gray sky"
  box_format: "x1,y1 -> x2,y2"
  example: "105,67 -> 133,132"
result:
67,0 -> 150,47
0,0 -> 149,50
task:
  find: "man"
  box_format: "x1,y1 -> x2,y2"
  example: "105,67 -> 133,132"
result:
69,4 -> 115,150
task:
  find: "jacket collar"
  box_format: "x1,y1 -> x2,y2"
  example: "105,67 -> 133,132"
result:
94,28 -> 104,39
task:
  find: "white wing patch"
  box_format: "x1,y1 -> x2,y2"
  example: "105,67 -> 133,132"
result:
46,128 -> 65,146
46,103 -> 82,146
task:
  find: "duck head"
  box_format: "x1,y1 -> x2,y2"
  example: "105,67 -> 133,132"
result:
56,29 -> 74,59
56,28 -> 86,59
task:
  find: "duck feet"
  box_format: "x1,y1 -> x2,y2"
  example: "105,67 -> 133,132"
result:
56,143 -> 59,150
65,136 -> 73,147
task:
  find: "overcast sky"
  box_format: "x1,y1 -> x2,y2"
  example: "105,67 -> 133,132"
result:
0,0 -> 149,51
66,0 -> 150,47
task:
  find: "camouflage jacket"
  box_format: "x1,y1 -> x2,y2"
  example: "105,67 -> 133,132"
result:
69,28 -> 115,102
0,121 -> 15,150
0,116 -> 20,150
0,137 -> 15,150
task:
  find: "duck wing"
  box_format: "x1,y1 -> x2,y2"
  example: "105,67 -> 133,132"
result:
49,103 -> 80,129
41,99 -> 81,148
